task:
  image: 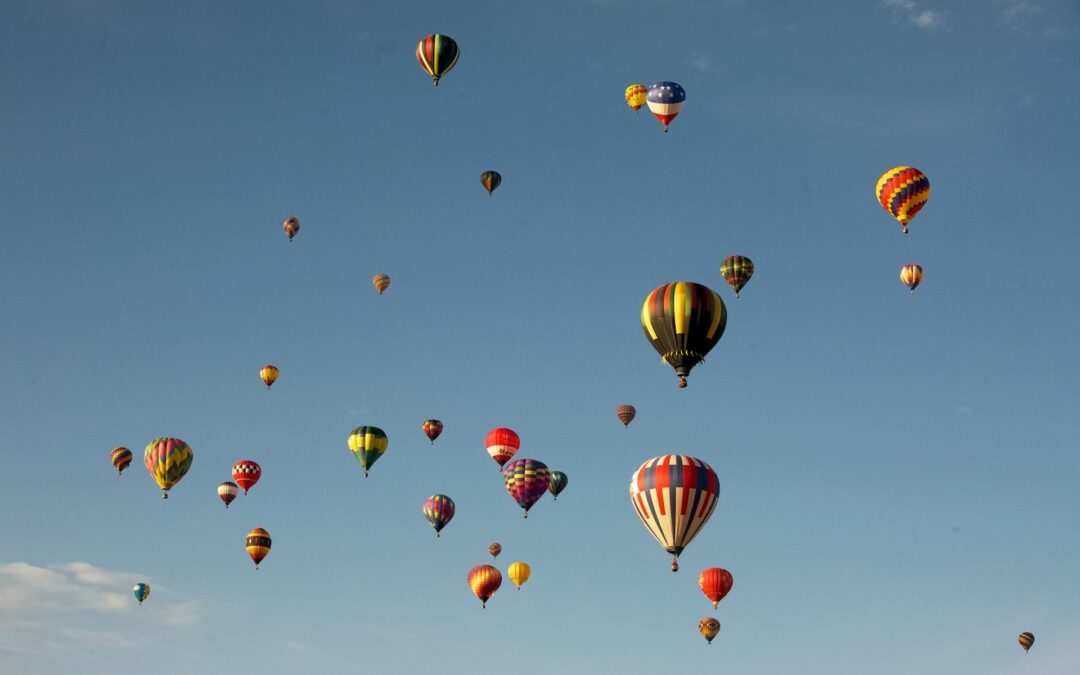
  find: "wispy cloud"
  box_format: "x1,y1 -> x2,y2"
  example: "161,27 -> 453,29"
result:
0,561 -> 203,655
688,53 -> 712,72
882,0 -> 947,31
997,0 -> 1044,25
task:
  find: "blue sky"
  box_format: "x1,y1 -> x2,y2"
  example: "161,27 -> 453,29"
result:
1,1 -> 1078,673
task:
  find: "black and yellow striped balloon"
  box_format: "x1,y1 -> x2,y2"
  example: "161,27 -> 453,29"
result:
720,255 -> 754,298
640,282 -> 727,388
1018,632 -> 1034,652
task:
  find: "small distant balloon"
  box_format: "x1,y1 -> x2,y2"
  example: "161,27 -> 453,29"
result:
423,494 -> 456,538
232,460 -> 261,495
283,216 -> 300,241
422,420 -> 444,444
416,34 -> 459,87
1018,632 -> 1034,653
720,256 -> 754,299
485,428 -> 520,469
900,264 -> 923,293
698,568 -> 733,609
547,471 -> 568,501
217,481 -> 238,508
616,405 -> 636,427
260,365 -> 279,389
133,583 -> 150,605
481,171 -> 501,196
876,166 -> 929,234
245,527 -> 271,569
348,426 -> 388,478
111,447 -> 132,475
372,274 -> 390,295
625,83 -> 647,112
467,564 -> 502,608
646,82 -> 685,132
488,543 -> 502,559
699,618 -> 721,645
508,562 -> 531,590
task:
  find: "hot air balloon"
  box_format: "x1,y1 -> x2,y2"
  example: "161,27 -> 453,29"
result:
245,527 -> 271,569
508,562 -> 531,590
876,166 -> 929,234
467,564 -> 502,608
485,427 -> 520,468
232,460 -> 261,494
503,458 -> 550,518
480,170 -> 501,196
218,481 -> 238,508
646,82 -> 685,132
372,274 -> 390,295
616,405 -> 636,427
547,471 -> 568,501
283,216 -> 300,242
348,426 -> 388,478
720,256 -> 754,299
625,83 -> 647,112
111,447 -> 132,475
641,282 -> 727,388
699,618 -> 720,645
416,34 -> 459,87
423,494 -> 456,538
629,455 -> 720,572
422,420 -> 444,444
133,583 -> 150,605
260,365 -> 279,389
1018,632 -> 1034,653
900,264 -> 923,293
488,543 -> 502,559
699,568 -> 733,609
144,437 -> 193,499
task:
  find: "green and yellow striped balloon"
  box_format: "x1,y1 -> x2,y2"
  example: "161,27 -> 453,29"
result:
348,426 -> 388,478
720,256 -> 754,298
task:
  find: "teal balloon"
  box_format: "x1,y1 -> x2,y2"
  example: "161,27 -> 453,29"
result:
547,471 -> 568,501
133,583 -> 150,605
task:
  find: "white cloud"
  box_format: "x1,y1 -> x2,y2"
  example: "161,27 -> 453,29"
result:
998,0 -> 1043,25
0,561 -> 202,655
882,0 -> 947,31
689,53 -> 712,72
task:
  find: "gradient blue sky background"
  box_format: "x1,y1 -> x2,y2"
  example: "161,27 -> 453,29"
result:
2,1 -> 1078,674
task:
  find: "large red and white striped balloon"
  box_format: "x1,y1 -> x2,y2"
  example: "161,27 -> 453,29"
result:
629,455 -> 719,572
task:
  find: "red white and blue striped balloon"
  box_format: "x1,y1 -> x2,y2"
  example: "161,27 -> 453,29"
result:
629,455 -> 719,571
646,82 -> 685,132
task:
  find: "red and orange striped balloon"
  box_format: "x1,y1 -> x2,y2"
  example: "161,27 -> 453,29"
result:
467,564 -> 502,608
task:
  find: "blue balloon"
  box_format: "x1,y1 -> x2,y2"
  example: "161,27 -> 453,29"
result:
133,583 -> 150,605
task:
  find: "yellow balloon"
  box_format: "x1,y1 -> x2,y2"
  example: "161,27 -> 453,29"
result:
508,561 -> 531,589
625,84 -> 647,112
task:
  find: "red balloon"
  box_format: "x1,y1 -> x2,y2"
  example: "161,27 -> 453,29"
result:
485,428 -> 520,468
698,568 -> 733,608
232,460 -> 262,494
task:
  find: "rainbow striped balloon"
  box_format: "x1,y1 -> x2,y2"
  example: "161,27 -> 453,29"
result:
143,438 -> 193,499
502,458 -> 550,518
422,494 -> 456,537
467,564 -> 502,608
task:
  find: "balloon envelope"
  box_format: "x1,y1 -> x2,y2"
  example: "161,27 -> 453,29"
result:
143,437 -> 193,498
699,568 -> 734,608
616,405 -> 636,426
260,365 -> 279,388
485,428 -> 520,468
232,460 -> 261,494
133,583 -> 150,605
646,82 -> 685,131
348,426 -> 388,477
423,494 -> 456,537
508,562 -> 531,589
416,34 -> 459,86
283,216 -> 299,241
1018,632 -> 1034,652
503,458 -> 550,517
547,471 -> 568,500
111,447 -> 132,474
720,256 -> 754,298
372,274 -> 390,294
422,420 -> 443,444
467,564 -> 502,607
699,618 -> 721,644
625,83 -> 647,112
641,282 -> 727,388
876,166 -> 929,234
488,543 -> 502,559
480,171 -> 501,196
217,481 -> 238,508
629,455 -> 720,571
245,528 -> 271,569
900,264 -> 923,292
